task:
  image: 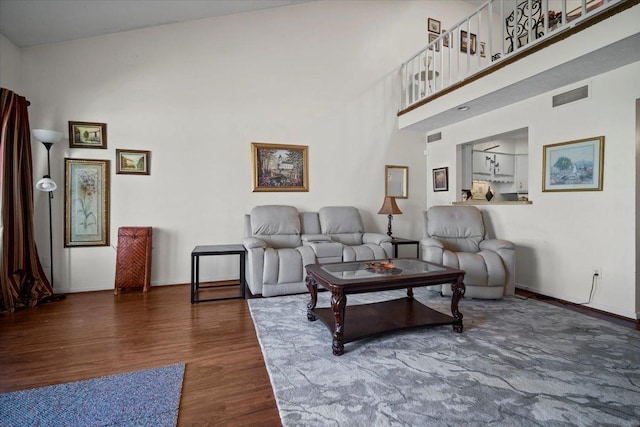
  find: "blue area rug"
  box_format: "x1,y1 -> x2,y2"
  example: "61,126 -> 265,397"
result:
0,363 -> 185,427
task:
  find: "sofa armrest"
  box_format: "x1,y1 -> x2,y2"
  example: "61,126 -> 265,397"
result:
480,239 -> 514,252
301,234 -> 332,242
363,232 -> 392,245
243,237 -> 267,249
420,237 -> 445,264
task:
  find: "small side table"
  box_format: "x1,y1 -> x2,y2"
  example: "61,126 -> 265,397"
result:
390,237 -> 420,258
191,244 -> 246,303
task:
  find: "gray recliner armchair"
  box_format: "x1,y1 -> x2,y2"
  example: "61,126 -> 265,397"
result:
420,205 -> 515,299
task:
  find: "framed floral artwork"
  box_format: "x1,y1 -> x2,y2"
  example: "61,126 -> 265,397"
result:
64,158 -> 110,247
116,149 -> 151,175
251,142 -> 309,192
68,121 -> 107,149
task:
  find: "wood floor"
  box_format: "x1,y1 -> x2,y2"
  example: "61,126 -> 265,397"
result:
1,284 -> 636,427
0,284 -> 281,426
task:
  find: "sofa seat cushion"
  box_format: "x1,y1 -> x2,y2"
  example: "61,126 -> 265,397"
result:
343,244 -> 388,262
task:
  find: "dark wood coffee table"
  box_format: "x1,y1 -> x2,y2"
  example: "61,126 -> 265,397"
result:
305,258 -> 465,355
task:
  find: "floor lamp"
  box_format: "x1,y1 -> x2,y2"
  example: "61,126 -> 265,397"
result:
33,129 -> 66,301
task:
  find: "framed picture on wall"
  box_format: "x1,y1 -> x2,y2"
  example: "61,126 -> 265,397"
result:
427,18 -> 441,34
64,158 -> 110,247
542,136 -> 604,192
480,42 -> 486,58
433,167 -> 448,192
460,30 -> 477,54
428,33 -> 440,52
442,30 -> 451,48
116,149 -> 151,175
68,121 -> 107,149
251,142 -> 309,192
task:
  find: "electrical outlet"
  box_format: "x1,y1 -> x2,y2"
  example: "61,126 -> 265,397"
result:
42,257 -> 51,268
592,267 -> 601,278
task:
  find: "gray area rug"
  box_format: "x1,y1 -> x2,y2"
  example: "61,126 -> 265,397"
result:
248,289 -> 640,426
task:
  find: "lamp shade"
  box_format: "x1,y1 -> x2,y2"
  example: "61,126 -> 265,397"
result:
36,176 -> 57,192
378,196 -> 402,215
32,129 -> 63,144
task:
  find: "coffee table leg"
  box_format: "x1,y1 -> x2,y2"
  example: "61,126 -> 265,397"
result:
451,275 -> 465,333
407,287 -> 414,299
306,276 -> 318,321
331,289 -> 346,356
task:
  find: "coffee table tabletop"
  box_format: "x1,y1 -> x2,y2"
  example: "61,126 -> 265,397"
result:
305,258 -> 465,355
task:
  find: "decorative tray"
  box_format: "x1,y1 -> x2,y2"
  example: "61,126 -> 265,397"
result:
365,261 -> 402,274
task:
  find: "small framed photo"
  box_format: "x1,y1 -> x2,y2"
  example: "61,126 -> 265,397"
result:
542,136 -> 604,192
442,30 -> 451,48
460,30 -> 477,55
68,121 -> 107,149
428,33 -> 440,52
64,158 -> 110,247
251,142 -> 309,192
116,149 -> 151,175
427,18 -> 441,34
471,180 -> 489,200
433,167 -> 448,192
480,42 -> 486,58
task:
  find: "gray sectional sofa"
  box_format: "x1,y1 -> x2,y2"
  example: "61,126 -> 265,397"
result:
243,205 -> 393,297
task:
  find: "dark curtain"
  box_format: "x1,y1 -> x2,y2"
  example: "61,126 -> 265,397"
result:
0,87 -> 53,312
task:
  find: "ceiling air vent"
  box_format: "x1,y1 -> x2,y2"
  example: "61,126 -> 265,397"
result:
427,132 -> 442,143
552,85 -> 589,108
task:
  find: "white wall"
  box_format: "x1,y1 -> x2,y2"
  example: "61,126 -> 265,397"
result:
3,1 -> 481,293
0,33 -> 22,92
425,62 -> 640,319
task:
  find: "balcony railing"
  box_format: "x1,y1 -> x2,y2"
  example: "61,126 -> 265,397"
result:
400,0 -> 625,111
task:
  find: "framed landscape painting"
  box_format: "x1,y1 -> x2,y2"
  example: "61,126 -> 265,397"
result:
116,149 -> 150,175
251,142 -> 309,192
542,136 -> 604,192
69,121 -> 107,149
64,158 -> 110,247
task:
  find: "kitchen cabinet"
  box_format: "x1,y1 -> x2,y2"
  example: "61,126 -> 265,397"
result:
473,151 -> 514,182
515,154 -> 528,192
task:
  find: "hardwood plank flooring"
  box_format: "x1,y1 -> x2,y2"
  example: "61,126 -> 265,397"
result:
0,284 -> 281,426
2,284 -> 636,426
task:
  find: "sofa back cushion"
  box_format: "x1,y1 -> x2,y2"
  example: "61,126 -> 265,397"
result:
425,206 -> 484,253
319,206 -> 364,245
250,205 -> 302,248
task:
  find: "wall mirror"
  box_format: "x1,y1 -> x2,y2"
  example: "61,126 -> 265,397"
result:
385,165 -> 408,198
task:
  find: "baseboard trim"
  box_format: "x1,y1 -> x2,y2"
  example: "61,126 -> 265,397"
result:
515,287 -> 637,330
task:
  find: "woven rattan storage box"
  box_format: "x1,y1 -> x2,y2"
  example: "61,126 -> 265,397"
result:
114,227 -> 152,295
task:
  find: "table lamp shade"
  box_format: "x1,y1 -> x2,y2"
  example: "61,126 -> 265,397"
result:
378,196 -> 402,215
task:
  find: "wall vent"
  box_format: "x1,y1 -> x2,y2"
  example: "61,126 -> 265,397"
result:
427,132 -> 442,143
553,85 -> 589,108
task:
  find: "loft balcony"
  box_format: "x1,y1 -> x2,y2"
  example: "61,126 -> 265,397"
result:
397,0 -> 640,132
